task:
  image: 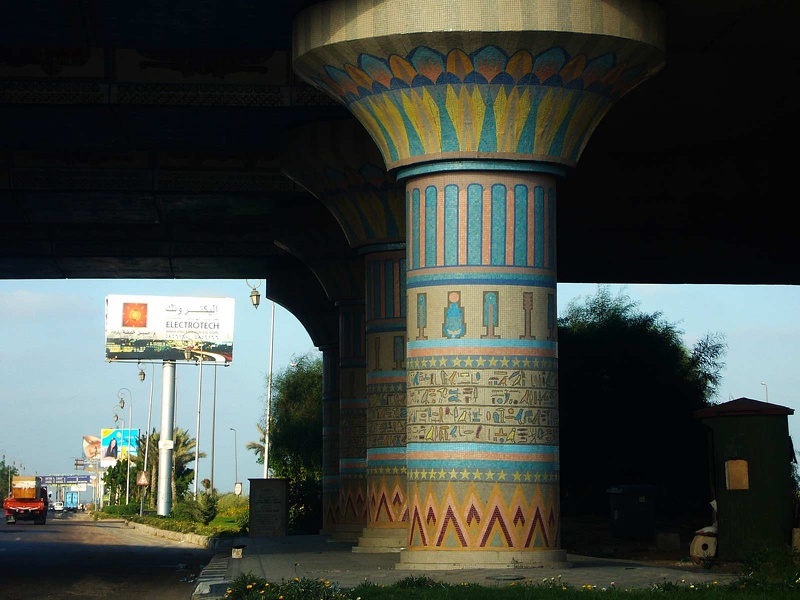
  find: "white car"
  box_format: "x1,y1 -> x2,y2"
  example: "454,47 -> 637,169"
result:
53,501 -> 64,512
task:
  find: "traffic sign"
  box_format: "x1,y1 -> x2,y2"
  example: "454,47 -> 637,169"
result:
41,475 -> 92,485
136,471 -> 150,486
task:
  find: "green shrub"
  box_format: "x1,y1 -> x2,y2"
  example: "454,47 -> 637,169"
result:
171,498 -> 202,522
235,508 -> 249,533
198,491 -> 219,525
99,503 -> 139,517
218,492 -> 248,514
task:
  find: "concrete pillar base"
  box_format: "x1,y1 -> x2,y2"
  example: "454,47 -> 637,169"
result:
395,549 -> 570,571
352,527 -> 407,553
331,523 -> 363,543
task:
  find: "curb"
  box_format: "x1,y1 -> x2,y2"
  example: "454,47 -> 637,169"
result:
192,538 -> 234,599
125,520 -> 218,549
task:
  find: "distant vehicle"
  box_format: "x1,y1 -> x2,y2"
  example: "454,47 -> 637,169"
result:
53,501 -> 64,512
4,476 -> 48,525
64,491 -> 79,512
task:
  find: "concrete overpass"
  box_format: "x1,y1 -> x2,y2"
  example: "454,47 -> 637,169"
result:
2,0 -> 797,569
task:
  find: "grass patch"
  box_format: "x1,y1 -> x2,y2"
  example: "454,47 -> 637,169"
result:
220,572 -> 800,600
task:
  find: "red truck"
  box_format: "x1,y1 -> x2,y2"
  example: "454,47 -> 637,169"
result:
4,475 -> 48,525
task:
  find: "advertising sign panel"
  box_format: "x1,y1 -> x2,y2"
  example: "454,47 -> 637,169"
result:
105,295 -> 235,362
100,428 -> 139,469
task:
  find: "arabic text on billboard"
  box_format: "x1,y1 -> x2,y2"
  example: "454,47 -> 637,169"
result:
105,295 -> 234,362
100,428 -> 140,469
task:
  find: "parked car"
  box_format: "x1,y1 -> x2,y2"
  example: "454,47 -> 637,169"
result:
53,501 -> 64,512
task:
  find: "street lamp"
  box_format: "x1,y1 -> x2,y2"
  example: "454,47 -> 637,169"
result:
760,381 -> 769,403
247,278 -> 261,309
247,278 -> 275,478
137,360 -> 156,516
117,388 -> 133,505
229,428 -> 239,494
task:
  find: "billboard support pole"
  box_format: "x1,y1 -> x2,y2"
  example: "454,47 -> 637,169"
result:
157,361 -> 176,516
193,358 -> 203,500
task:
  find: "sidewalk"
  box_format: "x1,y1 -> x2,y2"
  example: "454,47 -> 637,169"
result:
192,535 -> 738,599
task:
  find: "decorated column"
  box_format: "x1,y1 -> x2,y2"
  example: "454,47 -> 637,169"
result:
294,0 -> 665,568
283,120 -> 408,551
335,299 -> 368,541
320,342 -> 340,534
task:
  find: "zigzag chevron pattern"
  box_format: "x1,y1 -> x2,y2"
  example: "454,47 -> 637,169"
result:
339,479 -> 369,520
367,474 -> 408,525
408,481 -> 559,550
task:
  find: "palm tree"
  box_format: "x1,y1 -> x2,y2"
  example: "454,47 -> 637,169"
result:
136,429 -> 160,509
246,421 -> 267,467
132,428 -> 204,505
172,427 -> 205,500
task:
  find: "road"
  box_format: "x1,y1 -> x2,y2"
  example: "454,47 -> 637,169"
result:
0,511 -> 214,600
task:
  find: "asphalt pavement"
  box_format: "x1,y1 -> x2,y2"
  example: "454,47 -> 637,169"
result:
191,535 -> 739,599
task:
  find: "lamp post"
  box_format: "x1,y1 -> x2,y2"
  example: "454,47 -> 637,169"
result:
760,380 -> 769,403
137,360 -> 156,516
117,388 -> 133,505
247,279 -> 275,478
229,428 -> 239,493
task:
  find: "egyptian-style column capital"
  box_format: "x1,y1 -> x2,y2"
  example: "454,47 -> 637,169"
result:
282,119 -> 405,249
293,0 -> 666,171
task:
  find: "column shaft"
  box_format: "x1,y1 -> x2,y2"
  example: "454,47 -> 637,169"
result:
335,301 -> 368,541
400,167 -> 564,568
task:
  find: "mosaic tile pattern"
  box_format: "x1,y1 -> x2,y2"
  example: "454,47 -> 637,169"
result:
364,250 -> 408,528
337,302 -> 368,530
294,0 -> 665,170
282,119 -> 405,249
403,167 -> 560,552
321,345 -> 340,534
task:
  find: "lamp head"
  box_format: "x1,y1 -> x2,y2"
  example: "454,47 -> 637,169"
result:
250,287 -> 260,309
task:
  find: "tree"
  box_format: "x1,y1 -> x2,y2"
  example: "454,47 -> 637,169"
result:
128,428 -> 203,506
245,421 -> 267,468
134,428 -> 159,509
248,351 -> 324,532
172,427 -> 205,500
102,460 -> 127,505
557,285 -> 727,520
0,457 -> 19,499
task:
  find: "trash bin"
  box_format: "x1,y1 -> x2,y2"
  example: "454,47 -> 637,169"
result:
607,485 -> 657,539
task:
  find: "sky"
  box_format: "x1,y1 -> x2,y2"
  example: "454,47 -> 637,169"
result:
1,279 -> 798,499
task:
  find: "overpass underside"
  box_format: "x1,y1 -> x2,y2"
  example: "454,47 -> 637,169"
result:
1,0 -> 797,569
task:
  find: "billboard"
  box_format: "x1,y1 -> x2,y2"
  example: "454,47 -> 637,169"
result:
105,294 -> 234,362
82,435 -> 102,460
100,428 -> 139,469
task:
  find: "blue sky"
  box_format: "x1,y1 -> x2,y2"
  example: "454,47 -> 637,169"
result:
1,279 -> 797,497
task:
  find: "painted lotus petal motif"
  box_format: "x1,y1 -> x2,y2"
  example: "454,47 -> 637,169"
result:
346,63 -> 375,93
506,51 -> 534,81
473,46 -> 506,82
409,46 -> 445,83
446,48 -> 473,81
389,54 -> 417,86
360,54 -> 393,89
308,43 -> 663,168
583,53 -> 615,89
560,55 -> 586,86
533,47 -> 568,83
